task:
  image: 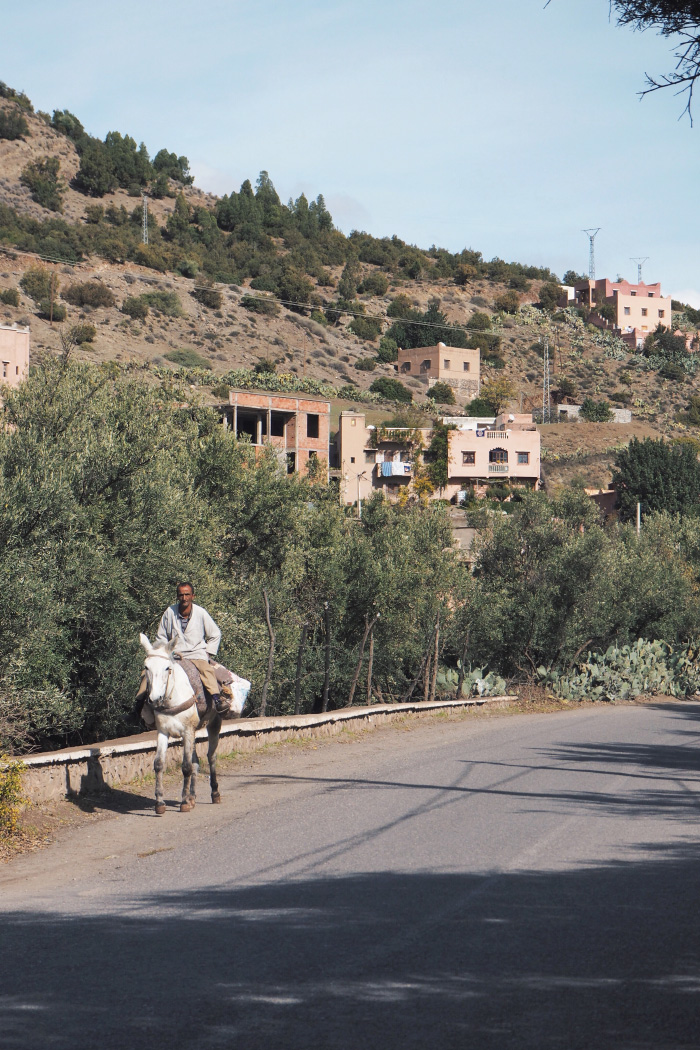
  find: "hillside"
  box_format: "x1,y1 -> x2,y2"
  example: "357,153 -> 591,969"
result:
1,83 -> 696,490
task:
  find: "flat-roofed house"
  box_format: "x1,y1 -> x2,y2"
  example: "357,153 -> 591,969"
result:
396,342 -> 479,401
0,323 -> 29,398
337,410 -> 540,507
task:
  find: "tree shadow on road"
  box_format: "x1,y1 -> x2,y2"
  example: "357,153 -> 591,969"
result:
3,846 -> 700,1050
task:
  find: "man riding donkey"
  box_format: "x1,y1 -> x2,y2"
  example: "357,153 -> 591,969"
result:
136,582 -> 231,727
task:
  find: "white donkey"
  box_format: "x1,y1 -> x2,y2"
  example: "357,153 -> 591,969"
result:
139,633 -> 245,815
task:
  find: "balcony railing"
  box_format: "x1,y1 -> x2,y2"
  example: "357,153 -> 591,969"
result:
488,463 -> 509,473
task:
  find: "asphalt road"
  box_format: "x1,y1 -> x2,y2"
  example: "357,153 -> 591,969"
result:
3,702 -> 700,1049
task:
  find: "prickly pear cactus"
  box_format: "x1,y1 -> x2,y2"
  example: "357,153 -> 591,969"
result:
436,663 -> 507,698
537,639 -> 700,702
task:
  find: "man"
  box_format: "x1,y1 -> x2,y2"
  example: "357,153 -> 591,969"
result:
136,582 -> 226,722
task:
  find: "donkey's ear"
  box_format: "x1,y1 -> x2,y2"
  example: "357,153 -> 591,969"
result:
166,636 -> 178,655
140,633 -> 153,654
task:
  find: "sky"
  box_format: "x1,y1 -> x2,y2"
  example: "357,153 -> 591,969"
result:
3,1 -> 699,303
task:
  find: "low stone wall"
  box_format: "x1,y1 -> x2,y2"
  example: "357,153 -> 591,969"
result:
13,697 -> 513,803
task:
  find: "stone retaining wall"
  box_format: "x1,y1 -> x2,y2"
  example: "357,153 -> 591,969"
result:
12,697 -> 513,803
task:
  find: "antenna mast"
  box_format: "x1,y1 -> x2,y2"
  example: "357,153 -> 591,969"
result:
142,194 -> 149,245
542,336 -> 551,424
630,256 -> 649,284
583,227 -> 601,279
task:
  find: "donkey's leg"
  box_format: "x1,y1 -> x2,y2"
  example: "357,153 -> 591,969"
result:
189,738 -> 200,807
209,715 -> 222,803
154,731 -> 169,815
180,724 -> 195,812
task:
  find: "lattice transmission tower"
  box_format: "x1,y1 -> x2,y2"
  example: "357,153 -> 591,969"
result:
630,257 -> 649,284
583,228 -> 601,279
142,194 -> 149,245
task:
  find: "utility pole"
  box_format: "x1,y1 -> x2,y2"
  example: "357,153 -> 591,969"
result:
631,257 -> 649,284
542,336 -> 551,424
583,228 -> 601,280
142,194 -> 149,245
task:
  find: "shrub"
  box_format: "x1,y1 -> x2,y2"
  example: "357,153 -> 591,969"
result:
579,398 -> 613,422
369,376 -> 412,403
659,361 -> 685,381
177,259 -> 199,278
0,288 -> 19,307
62,281 -> 116,308
191,281 -> 222,309
164,348 -> 211,369
454,263 -> 478,286
249,274 -> 279,292
556,377 -> 576,399
354,357 -> 377,371
386,294 -> 414,318
84,204 -> 104,224
538,283 -> 562,311
597,303 -> 615,323
37,301 -> 66,321
20,156 -> 64,211
467,311 -> 491,331
358,272 -> 389,296
253,357 -> 277,374
69,323 -> 97,345
482,355 -> 506,369
141,291 -> 182,317
376,336 -> 399,363
122,296 -> 149,320
349,316 -> 382,341
20,266 -> 55,303
241,294 -> 278,316
465,396 -> 495,415
0,108 -> 29,140
509,275 -> 531,292
429,381 -> 456,404
494,290 -> 521,314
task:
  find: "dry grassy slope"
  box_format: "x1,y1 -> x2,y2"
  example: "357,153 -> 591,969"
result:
0,99 -> 694,486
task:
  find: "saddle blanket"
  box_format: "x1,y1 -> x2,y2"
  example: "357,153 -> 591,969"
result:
177,658 -> 251,718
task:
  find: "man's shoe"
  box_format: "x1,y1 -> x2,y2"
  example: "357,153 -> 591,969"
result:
213,693 -> 230,716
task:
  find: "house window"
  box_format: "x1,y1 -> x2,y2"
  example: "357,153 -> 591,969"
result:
306,413 -> 319,438
365,450 -> 376,464
489,448 -> 508,464
463,362 -> 470,372
270,413 -> 285,437
15,366 -> 18,375
641,308 -> 648,317
624,307 -> 631,316
308,450 -> 317,461
443,359 -> 451,370
631,291 -> 636,296
659,310 -> 665,318
421,360 -> 431,373
462,451 -> 475,464
350,418 -> 356,427
648,292 -> 654,297
401,362 -> 411,373
350,456 -> 355,464
286,453 -> 296,474
517,452 -> 530,465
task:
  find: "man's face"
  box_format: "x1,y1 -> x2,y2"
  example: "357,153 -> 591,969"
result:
177,586 -> 194,614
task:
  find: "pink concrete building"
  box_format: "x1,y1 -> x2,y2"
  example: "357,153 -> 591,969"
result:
0,323 -> 29,393
396,342 -> 480,401
337,411 -> 540,506
574,278 -> 672,349
220,390 -> 330,478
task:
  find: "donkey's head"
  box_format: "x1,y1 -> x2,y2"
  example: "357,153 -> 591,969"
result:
140,633 -> 177,707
